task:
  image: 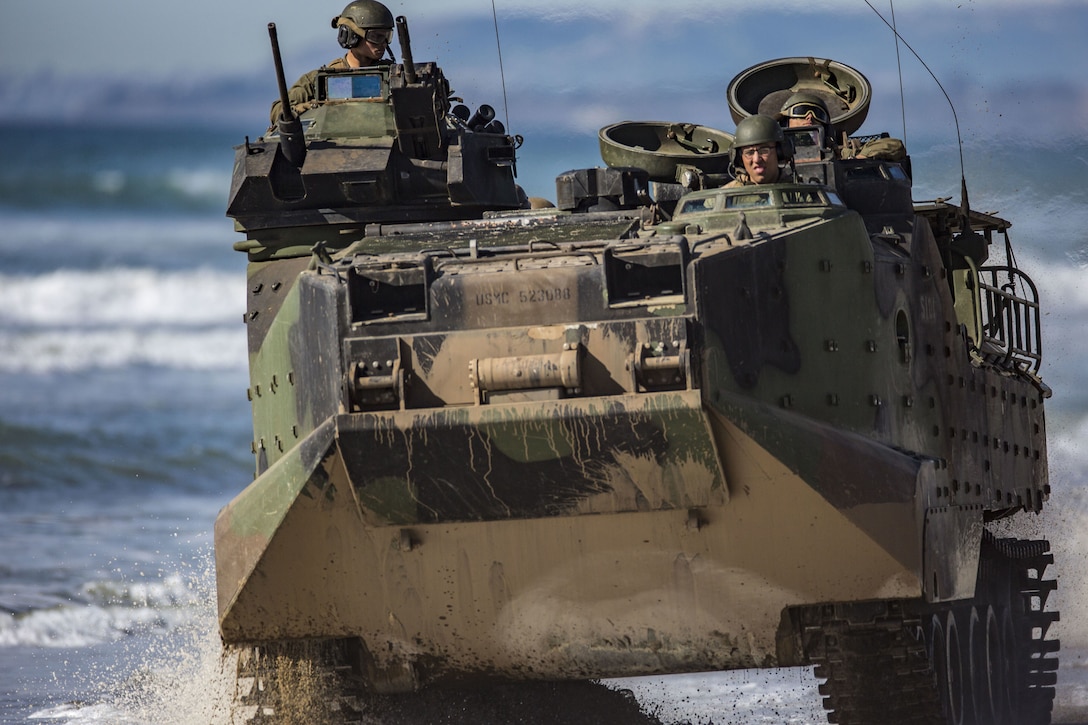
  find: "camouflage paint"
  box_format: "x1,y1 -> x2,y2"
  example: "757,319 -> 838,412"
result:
217,53 -> 1052,693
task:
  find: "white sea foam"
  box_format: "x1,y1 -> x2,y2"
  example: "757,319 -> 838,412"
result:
0,604 -> 192,650
92,169 -> 126,196
1051,416 -> 1088,481
23,562 -> 239,725
164,167 -> 232,201
0,326 -> 247,373
0,268 -> 242,328
0,267 -> 246,372
0,574 -> 199,649
75,165 -> 230,205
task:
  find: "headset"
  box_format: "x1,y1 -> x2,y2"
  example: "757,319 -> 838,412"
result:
335,19 -> 392,57
337,24 -> 361,49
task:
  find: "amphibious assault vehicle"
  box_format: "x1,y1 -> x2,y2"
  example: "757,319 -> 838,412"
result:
216,20 -> 1058,723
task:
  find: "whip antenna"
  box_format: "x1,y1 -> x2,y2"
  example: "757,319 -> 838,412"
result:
491,0 -> 511,131
864,0 -> 968,219
889,0 -> 907,148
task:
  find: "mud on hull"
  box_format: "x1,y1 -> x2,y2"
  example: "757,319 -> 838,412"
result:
219,44 -> 1059,724
215,388 -> 933,690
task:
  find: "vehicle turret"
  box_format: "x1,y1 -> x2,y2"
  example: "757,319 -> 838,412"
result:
226,18 -> 521,259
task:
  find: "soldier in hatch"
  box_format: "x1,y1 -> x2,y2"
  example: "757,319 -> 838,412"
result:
269,0 -> 395,124
724,114 -> 794,187
777,92 -> 906,161
777,91 -> 837,156
779,92 -> 834,132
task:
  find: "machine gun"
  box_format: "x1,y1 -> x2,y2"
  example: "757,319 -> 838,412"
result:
268,22 -> 306,169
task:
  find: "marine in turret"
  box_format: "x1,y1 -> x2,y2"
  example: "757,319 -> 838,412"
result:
777,92 -> 905,161
724,114 -> 795,187
269,0 -> 396,124
776,91 -> 839,158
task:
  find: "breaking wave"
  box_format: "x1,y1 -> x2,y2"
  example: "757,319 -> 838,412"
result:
0,267 -> 245,373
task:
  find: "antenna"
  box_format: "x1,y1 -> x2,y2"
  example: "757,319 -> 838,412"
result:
863,0 -> 967,211
889,0 -> 907,148
491,0 -> 511,131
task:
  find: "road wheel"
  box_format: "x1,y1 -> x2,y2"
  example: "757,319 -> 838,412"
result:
942,609 -> 966,725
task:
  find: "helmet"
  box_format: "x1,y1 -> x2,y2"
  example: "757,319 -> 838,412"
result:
778,92 -> 832,127
731,114 -> 791,168
333,0 -> 394,49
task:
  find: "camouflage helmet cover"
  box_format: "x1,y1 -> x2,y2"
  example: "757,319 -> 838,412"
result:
732,114 -> 790,167
332,0 -> 395,34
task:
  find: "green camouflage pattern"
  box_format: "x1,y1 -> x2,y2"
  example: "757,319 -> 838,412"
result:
215,51 -> 1051,691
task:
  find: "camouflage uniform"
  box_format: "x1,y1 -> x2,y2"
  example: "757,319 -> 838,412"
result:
843,136 -> 906,161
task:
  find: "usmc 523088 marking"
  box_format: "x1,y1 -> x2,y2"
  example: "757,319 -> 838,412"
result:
474,287 -> 572,306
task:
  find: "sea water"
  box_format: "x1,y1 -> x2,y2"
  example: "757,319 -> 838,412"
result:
1,121 -> 1086,724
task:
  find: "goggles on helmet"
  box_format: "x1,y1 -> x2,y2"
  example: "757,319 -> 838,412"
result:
363,28 -> 393,45
783,103 -> 830,123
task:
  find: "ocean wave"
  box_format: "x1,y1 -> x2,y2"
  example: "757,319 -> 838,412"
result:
1049,418 -> 1088,490
1030,258 -> 1088,308
80,166 -> 230,207
0,211 -> 241,277
956,246 -> 1085,389
0,121 -> 235,216
64,165 -> 232,212
0,208 -> 235,245
0,267 -> 243,328
81,574 -> 202,611
165,167 -> 231,202
0,164 -> 231,216
0,574 -> 200,649
0,266 -> 246,372
0,603 -> 192,650
0,326 -> 247,373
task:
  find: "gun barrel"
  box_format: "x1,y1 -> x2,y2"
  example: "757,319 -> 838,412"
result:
267,22 -> 306,168
395,16 -> 417,84
268,23 -> 295,122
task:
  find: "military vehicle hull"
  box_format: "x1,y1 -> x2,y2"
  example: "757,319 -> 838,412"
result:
217,50 -> 1057,723
215,396 -> 922,679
